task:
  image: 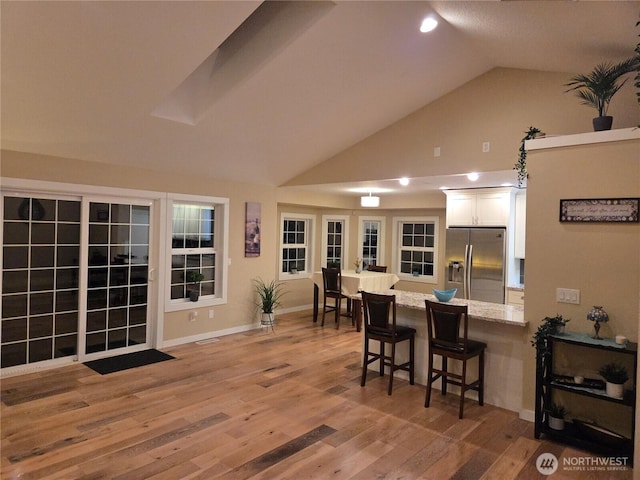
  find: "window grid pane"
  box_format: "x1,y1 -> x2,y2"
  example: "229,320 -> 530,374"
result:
170,202 -> 217,303
362,221 -> 380,268
2,197 -> 81,368
326,220 -> 343,267
399,222 -> 435,277
281,217 -> 308,274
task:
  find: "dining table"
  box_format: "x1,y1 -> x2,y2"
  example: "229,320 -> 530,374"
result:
311,269 -> 400,328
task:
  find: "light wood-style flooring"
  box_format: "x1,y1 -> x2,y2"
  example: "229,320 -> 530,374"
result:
1,310 -> 633,479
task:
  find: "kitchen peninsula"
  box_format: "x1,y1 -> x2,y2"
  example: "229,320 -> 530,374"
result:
353,289 -> 527,413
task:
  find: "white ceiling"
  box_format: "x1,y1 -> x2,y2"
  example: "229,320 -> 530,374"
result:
2,1 -> 638,196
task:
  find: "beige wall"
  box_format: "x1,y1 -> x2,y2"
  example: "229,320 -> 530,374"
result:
524,138 -> 639,460
285,67 -> 639,187
1,150 -> 281,341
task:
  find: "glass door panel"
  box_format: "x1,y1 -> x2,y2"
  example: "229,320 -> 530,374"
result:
85,202 -> 150,355
1,196 -> 81,368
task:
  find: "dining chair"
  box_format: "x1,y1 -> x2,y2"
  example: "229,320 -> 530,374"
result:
424,299 -> 486,419
361,291 -> 415,395
367,264 -> 387,272
321,267 -> 352,329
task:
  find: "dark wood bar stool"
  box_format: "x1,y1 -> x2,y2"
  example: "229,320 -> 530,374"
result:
424,299 -> 486,419
361,291 -> 415,395
321,267 -> 352,329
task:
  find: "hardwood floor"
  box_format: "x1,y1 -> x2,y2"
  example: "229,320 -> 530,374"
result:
1,310 -> 633,479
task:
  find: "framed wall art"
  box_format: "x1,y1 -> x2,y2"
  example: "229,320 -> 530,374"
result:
559,198 -> 639,223
245,202 -> 261,257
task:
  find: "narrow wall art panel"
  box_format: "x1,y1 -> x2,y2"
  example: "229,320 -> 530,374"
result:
245,202 -> 261,257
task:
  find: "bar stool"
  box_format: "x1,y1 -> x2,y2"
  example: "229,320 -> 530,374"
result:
361,291 -> 415,395
424,299 -> 486,419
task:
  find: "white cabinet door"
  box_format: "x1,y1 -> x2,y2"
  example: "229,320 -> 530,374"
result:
445,188 -> 512,227
514,191 -> 526,258
475,191 -> 510,226
446,193 -> 476,226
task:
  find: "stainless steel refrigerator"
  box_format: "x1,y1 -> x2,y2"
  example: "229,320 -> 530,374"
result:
444,227 -> 506,304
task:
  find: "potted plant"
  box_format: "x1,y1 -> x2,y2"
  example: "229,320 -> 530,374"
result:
531,314 -> 569,355
253,278 -> 286,328
565,58 -> 637,131
598,362 -> 629,399
514,126 -> 543,187
186,271 -> 205,302
547,402 -> 567,431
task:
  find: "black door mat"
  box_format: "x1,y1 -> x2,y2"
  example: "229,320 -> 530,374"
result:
83,349 -> 175,375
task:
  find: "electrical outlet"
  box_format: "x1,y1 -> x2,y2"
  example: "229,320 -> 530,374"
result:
556,288 -> 580,304
434,146 -> 441,157
189,311 -> 198,322
482,141 -> 490,153
208,309 -> 214,319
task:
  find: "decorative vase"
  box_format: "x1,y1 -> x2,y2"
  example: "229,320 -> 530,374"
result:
587,305 -> 608,339
548,416 -> 565,431
605,381 -> 624,399
189,290 -> 199,302
592,116 -> 613,131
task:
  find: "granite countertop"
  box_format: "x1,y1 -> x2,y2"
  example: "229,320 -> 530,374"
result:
356,289 -> 526,327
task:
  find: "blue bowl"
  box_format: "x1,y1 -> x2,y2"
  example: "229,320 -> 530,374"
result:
433,288 -> 457,302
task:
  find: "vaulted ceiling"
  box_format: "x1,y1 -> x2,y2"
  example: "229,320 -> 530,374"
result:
2,1 -> 638,192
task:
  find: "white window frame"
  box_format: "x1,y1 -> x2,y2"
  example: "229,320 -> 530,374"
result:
357,215 -> 386,269
279,212 -> 315,281
392,216 -> 439,284
164,193 -> 229,312
321,214 -> 349,269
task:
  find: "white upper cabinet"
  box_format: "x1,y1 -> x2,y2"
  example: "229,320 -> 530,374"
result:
445,188 -> 514,227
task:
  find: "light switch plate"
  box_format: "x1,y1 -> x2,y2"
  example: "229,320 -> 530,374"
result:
556,288 -> 580,304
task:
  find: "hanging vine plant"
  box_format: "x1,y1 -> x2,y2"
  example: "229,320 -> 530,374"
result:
514,126 -> 543,187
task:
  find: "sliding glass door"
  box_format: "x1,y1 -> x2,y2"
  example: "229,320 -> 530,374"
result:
84,201 -> 151,356
1,193 -> 153,369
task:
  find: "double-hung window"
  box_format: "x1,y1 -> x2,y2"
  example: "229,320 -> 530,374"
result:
280,213 -> 314,279
393,216 -> 438,283
321,215 -> 349,268
358,216 -> 385,269
166,195 -> 228,311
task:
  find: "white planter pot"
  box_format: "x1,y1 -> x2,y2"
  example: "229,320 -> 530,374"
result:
605,381 -> 624,399
548,416 -> 565,431
261,312 -> 275,326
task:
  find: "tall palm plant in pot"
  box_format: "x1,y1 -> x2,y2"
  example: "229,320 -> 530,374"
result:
565,58 -> 637,131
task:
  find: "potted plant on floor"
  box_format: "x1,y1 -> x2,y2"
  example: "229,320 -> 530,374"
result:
186,271 -> 205,302
565,58 -> 637,131
599,362 -> 629,399
547,402 -> 568,431
254,277 -> 286,328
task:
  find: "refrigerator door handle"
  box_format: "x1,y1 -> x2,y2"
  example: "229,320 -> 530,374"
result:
466,244 -> 473,300
463,244 -> 469,299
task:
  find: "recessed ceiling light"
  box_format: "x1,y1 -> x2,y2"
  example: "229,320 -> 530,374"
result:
467,172 -> 479,182
420,16 -> 438,33
399,177 -> 410,186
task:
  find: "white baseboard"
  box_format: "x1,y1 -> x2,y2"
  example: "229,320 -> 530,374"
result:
519,409 -> 535,423
161,323 -> 257,348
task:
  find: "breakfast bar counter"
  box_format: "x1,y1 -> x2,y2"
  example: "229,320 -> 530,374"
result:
352,289 -> 528,413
